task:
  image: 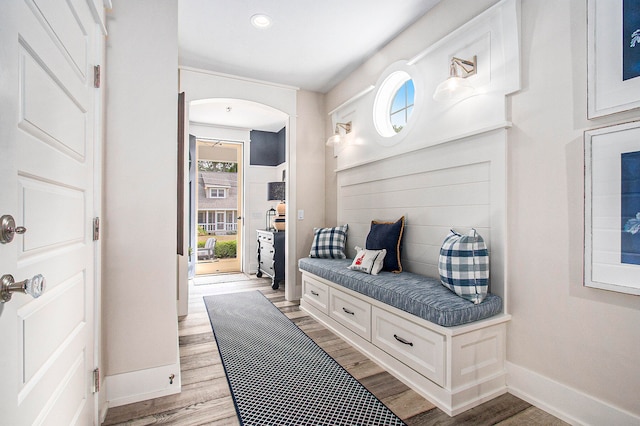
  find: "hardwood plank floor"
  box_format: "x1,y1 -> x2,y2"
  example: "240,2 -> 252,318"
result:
103,275 -> 568,425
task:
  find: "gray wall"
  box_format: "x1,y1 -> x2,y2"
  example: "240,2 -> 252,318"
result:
250,128 -> 285,166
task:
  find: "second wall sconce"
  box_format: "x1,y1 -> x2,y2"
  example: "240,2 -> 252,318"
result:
326,121 -> 352,147
433,56 -> 477,102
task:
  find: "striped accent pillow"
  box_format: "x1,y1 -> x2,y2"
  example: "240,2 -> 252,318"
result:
438,229 -> 489,304
309,225 -> 348,259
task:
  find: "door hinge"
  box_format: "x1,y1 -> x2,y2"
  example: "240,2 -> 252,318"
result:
92,368 -> 100,393
93,217 -> 100,241
93,65 -> 101,88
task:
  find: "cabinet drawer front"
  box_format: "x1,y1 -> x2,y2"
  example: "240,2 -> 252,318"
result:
260,250 -> 274,267
329,288 -> 371,340
257,231 -> 274,244
260,263 -> 275,277
260,242 -> 275,257
372,306 -> 445,386
302,275 -> 329,314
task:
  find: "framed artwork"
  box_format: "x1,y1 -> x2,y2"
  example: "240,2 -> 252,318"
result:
584,121 -> 640,295
588,0 -> 640,118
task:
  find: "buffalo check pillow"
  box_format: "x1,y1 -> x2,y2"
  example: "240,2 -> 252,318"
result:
309,224 -> 348,259
438,229 -> 489,304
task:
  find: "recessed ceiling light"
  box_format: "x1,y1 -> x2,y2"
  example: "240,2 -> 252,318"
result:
250,14 -> 272,29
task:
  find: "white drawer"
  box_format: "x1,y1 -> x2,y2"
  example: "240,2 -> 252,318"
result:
302,275 -> 329,314
257,230 -> 274,244
329,288 -> 371,340
372,306 -> 445,386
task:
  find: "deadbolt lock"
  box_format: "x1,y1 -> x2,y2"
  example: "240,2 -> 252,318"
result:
0,215 -> 27,244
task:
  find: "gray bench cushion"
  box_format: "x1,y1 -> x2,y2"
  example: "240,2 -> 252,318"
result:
299,258 -> 502,327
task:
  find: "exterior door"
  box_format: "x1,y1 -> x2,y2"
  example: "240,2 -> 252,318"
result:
195,141 -> 243,275
216,211 -> 225,231
0,1 -> 101,424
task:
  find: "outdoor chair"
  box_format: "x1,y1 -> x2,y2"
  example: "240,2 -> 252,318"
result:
198,238 -> 216,260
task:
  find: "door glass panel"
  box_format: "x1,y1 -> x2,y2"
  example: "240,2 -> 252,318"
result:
195,141 -> 243,275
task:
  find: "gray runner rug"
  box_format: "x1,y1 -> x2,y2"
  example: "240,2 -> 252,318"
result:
204,290 -> 406,426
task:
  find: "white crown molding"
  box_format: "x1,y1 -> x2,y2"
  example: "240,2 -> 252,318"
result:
179,66 -> 299,91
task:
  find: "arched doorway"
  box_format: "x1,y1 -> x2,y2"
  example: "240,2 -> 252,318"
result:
178,69 -> 298,315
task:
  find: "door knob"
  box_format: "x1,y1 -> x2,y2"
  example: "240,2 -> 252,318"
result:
1,274 -> 45,303
1,214 -> 27,244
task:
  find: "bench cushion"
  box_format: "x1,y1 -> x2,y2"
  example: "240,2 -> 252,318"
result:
299,258 -> 502,327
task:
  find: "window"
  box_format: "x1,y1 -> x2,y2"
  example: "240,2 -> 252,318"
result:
390,80 -> 414,133
209,188 -> 226,198
373,63 -> 419,144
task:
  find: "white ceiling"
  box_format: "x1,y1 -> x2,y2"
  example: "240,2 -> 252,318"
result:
189,98 -> 289,132
179,0 -> 441,131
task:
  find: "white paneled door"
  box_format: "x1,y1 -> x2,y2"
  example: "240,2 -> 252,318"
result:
0,1 -> 102,424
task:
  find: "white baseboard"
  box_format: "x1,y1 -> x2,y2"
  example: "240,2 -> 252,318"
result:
507,362 -> 640,426
105,362 -> 181,408
99,400 -> 109,424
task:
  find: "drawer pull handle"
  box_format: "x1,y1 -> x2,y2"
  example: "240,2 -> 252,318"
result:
394,334 -> 414,347
342,307 -> 355,315
311,290 -> 319,296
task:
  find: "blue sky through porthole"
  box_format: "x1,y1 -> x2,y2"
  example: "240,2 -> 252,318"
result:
390,79 -> 415,133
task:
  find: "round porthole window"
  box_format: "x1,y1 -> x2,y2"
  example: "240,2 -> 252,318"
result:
373,69 -> 416,139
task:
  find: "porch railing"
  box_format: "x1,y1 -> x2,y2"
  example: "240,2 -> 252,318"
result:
198,223 -> 237,233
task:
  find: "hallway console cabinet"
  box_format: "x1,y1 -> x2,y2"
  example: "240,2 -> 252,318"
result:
256,229 -> 285,289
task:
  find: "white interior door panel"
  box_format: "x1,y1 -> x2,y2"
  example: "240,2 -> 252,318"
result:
0,0 -> 102,424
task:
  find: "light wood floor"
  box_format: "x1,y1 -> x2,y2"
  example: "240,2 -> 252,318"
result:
102,275 -> 568,426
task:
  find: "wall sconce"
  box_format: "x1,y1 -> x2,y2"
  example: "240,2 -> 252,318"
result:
326,122 -> 352,146
433,56 -> 477,102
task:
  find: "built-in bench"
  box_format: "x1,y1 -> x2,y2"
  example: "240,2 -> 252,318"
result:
298,257 -> 511,416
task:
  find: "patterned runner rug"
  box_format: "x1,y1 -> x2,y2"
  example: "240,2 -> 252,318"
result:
204,291 -> 406,426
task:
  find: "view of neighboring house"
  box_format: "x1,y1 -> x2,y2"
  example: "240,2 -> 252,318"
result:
198,171 -> 238,235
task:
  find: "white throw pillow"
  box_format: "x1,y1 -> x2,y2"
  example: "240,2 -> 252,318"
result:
348,246 -> 387,275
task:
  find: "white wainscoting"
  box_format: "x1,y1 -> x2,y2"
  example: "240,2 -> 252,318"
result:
337,128 -> 508,311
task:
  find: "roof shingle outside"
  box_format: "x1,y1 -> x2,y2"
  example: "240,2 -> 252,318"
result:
198,171 -> 238,210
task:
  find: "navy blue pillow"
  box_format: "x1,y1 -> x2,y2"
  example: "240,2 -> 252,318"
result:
365,216 -> 405,273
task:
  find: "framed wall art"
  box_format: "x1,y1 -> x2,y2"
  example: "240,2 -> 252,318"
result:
584,121 -> 640,295
588,0 -> 640,118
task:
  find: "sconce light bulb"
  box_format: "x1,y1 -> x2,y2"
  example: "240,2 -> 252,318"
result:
433,76 -> 475,102
326,134 -> 342,146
